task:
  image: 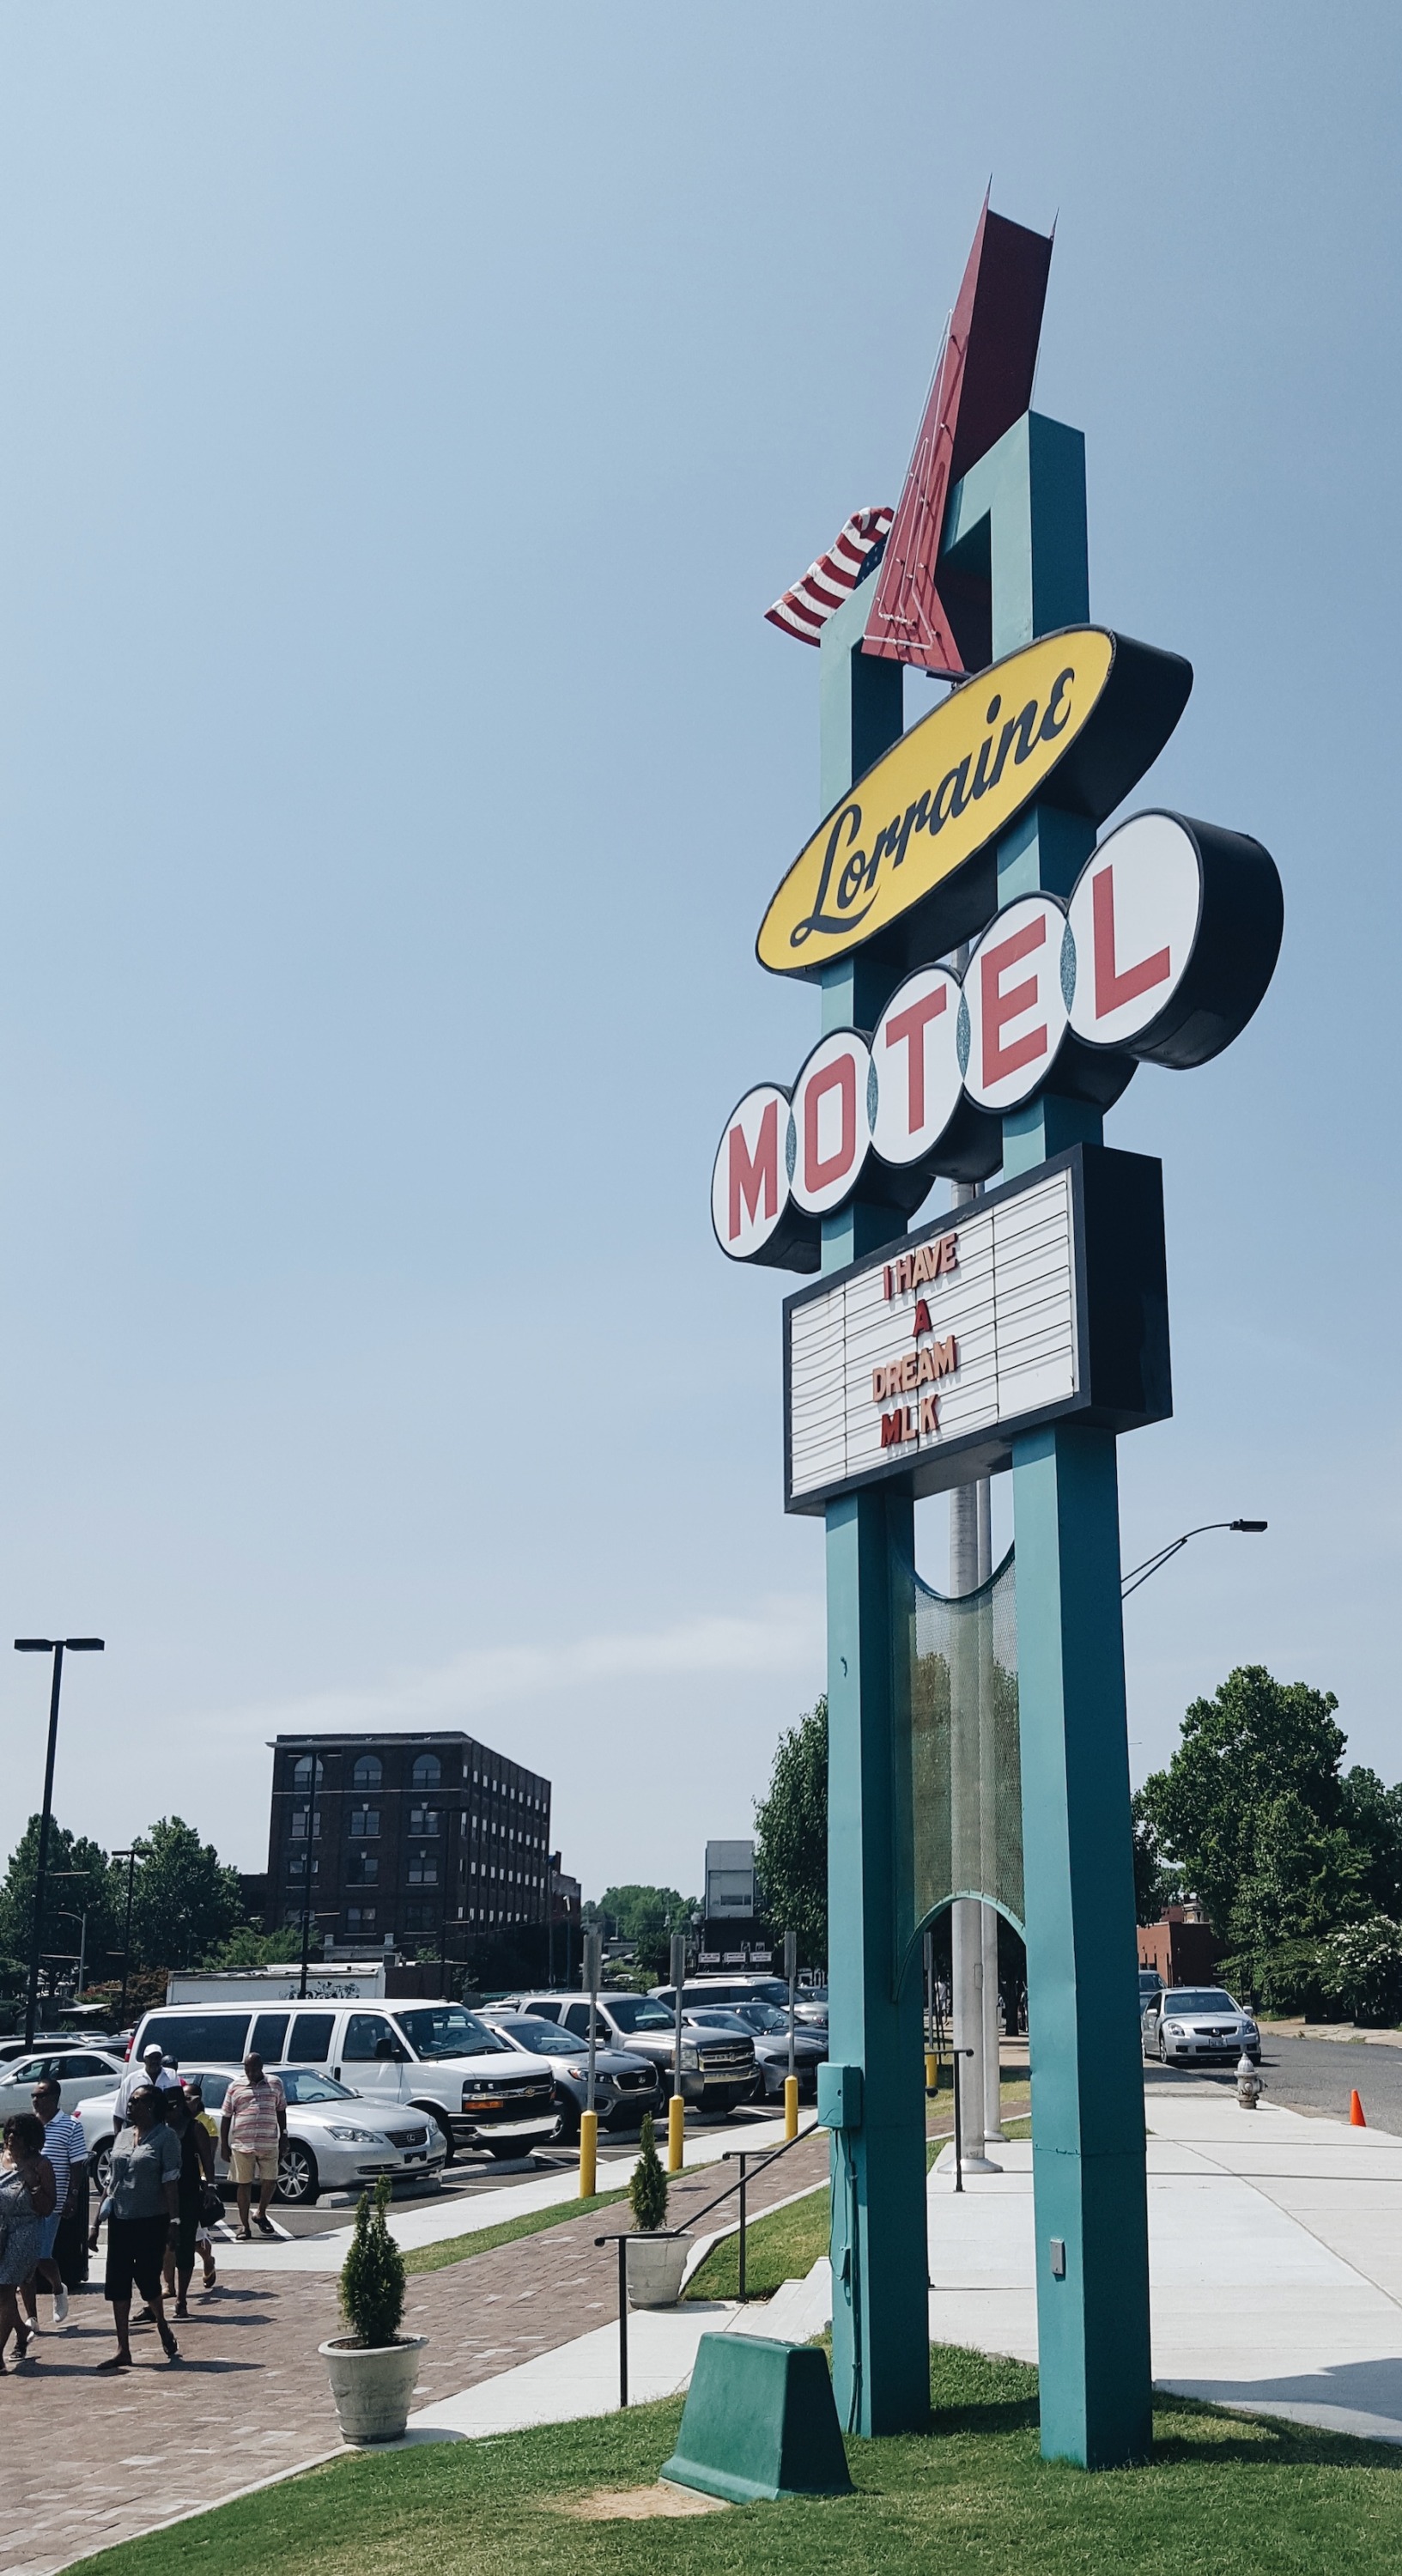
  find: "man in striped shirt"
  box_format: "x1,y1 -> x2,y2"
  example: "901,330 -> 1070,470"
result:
219,2052 -> 288,2241
22,2077 -> 88,2329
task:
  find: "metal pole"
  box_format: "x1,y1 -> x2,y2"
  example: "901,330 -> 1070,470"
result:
25,1645 -> 65,2050
668,1927 -> 687,2172
585,1928 -> 601,2121
299,1892 -> 313,1999
118,1850 -> 138,2026
785,1927 -> 797,2086
77,1908 -> 87,1999
952,2047 -> 963,2193
616,2235 -> 628,2408
737,2152 -> 748,2301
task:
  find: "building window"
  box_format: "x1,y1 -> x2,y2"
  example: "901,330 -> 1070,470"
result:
401,1901 -> 436,1934
347,1852 -> 379,1886
344,1905 -> 377,1935
291,1755 -> 323,1794
352,1753 -> 382,1790
412,1753 -> 441,1790
290,1806 -> 320,1839
349,1807 -> 379,1838
409,1805 -> 440,1838
407,1856 -> 438,1886
287,1852 -> 319,1881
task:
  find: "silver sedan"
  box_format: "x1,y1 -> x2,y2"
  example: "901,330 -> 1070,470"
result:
81,2063 -> 447,2204
1142,1986 -> 1261,2067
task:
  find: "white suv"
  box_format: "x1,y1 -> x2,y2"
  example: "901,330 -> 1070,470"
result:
130,1998 -> 558,2161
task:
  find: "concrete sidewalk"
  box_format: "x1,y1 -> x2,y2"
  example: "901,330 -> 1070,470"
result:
209,2109 -> 804,2274
928,2081 -> 1402,2444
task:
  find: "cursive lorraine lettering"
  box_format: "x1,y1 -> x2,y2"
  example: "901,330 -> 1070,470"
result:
789,666 -> 1077,952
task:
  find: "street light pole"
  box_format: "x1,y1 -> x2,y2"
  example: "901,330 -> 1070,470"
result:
112,1845 -> 146,2026
15,1637 -> 104,2049
1120,1520 -> 1267,1602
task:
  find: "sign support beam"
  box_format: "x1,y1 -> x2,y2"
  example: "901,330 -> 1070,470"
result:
950,411 -> 1152,2466
819,580 -> 930,2434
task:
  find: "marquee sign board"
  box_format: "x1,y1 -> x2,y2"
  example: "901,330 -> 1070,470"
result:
756,626 -> 1193,981
781,1143 -> 1169,1514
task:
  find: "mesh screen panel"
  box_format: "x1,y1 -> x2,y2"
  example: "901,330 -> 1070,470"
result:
895,1544 -> 1023,1953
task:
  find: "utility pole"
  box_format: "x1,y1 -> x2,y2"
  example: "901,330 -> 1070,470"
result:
15,1638 -> 104,2049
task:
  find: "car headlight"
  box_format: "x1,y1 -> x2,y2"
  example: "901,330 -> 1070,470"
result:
1162,2021 -> 1184,2036
328,2125 -> 384,2144
565,2064 -> 588,2081
680,2044 -> 700,2070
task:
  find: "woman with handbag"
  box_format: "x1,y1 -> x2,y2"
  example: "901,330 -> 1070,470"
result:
0,2112 -> 57,2368
161,2087 -> 217,2320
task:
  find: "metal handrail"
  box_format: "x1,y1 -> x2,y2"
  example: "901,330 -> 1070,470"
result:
593,2115 -> 825,2403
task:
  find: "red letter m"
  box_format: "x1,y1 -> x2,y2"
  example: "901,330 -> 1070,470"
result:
880,1411 -> 906,1449
729,1099 -> 780,1240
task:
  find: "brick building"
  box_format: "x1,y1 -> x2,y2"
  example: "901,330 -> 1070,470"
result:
264,1729 -> 552,1953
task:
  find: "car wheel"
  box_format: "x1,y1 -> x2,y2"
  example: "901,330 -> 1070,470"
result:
276,2141 -> 319,2205
1157,2033 -> 1168,2064
94,2137 -> 115,2196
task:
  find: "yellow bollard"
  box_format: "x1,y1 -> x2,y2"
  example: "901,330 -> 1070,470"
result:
925,2050 -> 940,2097
784,2074 -> 799,2141
667,2093 -> 685,2172
578,2109 -> 598,2199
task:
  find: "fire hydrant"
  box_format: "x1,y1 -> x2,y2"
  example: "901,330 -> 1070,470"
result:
1236,2051 -> 1264,2111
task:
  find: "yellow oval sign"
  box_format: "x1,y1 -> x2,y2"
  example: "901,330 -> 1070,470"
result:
756,627 -> 1191,978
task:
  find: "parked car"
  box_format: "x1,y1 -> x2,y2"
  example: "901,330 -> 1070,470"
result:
1138,1969 -> 1163,2008
652,1977 -> 829,2032
501,1991 -> 756,2118
0,2034 -> 84,2066
128,1999 -> 559,2162
0,2046 -> 128,2123
1141,1986 -> 1260,2067
682,2005 -> 827,2101
480,2012 -> 663,2141
80,2063 -> 448,2204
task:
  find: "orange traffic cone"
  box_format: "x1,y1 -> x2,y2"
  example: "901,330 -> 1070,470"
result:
1350,2089 -> 1367,2127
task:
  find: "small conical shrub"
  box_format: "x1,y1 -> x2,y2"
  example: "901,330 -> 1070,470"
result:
629,2111 -> 670,2233
340,2172 -> 406,2348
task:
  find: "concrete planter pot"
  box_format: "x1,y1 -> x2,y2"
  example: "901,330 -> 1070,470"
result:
319,2333 -> 428,2443
627,2233 -> 689,2309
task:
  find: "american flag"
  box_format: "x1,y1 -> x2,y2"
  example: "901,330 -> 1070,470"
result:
764,506 -> 894,646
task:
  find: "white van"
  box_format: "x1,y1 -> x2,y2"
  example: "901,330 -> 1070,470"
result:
130,1996 -> 559,2162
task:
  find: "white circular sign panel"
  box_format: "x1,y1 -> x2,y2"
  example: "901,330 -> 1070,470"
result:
711,1083 -> 795,1261
1066,812 -> 1203,1050
959,894 -> 1072,1112
789,1029 -> 874,1216
871,964 -> 965,1168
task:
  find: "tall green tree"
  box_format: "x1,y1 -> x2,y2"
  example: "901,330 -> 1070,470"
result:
754,1697 -> 828,1968
1135,1664 -> 1397,1954
0,1815 -> 122,1992
128,1817 -> 243,1971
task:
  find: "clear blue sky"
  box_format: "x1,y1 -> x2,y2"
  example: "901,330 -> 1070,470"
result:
0,5 -> 1397,1899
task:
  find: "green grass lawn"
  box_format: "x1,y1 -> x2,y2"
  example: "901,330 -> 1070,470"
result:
685,2181 -> 828,2300
70,2343 -> 1402,2576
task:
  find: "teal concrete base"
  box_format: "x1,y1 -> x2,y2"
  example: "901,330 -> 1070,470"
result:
661,2335 -> 853,2503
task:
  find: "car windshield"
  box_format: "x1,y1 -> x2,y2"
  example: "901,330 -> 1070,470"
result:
605,1998 -> 672,2033
731,2004 -> 790,2033
391,2008 -> 509,2060
495,2022 -> 582,2057
1163,1990 -> 1237,2014
273,2069 -> 355,2103
688,2012 -> 751,2033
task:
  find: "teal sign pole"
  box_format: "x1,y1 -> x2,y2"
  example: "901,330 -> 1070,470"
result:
819,409 -> 1151,2461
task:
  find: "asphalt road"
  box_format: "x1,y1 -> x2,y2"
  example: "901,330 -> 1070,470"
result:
1148,2032 -> 1402,2133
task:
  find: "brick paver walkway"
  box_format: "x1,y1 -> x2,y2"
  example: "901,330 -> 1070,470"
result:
0,2129 -> 830,2576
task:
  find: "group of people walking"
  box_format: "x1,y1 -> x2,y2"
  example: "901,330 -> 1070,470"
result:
0,2039 -> 288,2372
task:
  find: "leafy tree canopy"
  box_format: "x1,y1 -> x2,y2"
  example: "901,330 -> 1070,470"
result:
0,1815 -> 123,1990
128,1817 -> 244,1971
1135,1665 -> 1402,1957
754,1698 -> 828,1970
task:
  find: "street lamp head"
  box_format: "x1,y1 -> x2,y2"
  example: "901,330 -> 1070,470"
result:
14,1639 -> 53,1653
1229,1520 -> 1268,1534
64,1639 -> 105,1652
14,1637 -> 103,1652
